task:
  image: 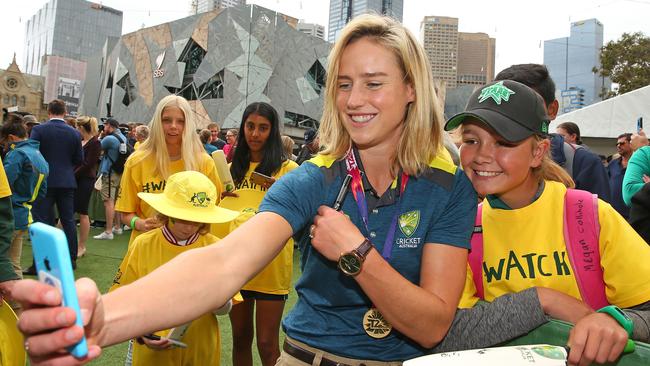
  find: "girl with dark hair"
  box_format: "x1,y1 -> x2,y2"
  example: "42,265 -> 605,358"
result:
224,101 -> 298,366
73,116 -> 101,257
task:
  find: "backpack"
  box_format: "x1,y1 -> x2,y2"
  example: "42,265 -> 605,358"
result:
108,133 -> 133,174
469,188 -> 609,310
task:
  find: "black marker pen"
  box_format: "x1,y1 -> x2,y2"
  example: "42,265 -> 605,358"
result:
333,174 -> 352,211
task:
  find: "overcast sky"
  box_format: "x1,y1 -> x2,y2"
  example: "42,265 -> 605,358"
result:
2,0 -> 649,75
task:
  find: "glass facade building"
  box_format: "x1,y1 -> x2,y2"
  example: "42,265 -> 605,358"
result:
328,0 -> 403,42
195,0 -> 246,14
24,0 -> 123,75
544,19 -> 611,113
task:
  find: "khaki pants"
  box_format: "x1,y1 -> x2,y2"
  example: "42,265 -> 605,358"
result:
276,337 -> 403,366
9,229 -> 25,279
100,173 -> 121,201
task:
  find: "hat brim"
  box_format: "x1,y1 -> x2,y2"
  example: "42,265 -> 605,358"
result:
0,300 -> 26,366
218,190 -> 267,213
445,108 -> 536,143
138,192 -> 239,224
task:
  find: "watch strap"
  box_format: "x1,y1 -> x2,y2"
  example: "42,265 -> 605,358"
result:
597,305 -> 633,336
354,238 -> 373,259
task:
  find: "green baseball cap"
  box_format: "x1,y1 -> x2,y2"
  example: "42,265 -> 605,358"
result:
445,80 -> 550,143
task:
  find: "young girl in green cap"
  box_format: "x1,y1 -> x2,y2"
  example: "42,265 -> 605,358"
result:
444,79 -> 650,366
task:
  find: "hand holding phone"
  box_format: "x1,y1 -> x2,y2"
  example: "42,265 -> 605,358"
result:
29,222 -> 88,358
250,171 -> 275,188
143,334 -> 188,348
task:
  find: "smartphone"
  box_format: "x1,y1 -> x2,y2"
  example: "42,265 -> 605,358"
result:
29,222 -> 89,358
250,171 -> 274,187
638,117 -> 644,132
143,334 -> 188,348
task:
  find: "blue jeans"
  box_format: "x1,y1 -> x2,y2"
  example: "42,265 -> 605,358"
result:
32,187 -> 78,261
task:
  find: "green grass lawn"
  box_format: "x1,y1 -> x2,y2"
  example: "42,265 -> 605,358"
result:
21,226 -> 300,365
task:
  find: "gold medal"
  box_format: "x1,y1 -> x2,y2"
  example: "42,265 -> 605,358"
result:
363,308 -> 392,339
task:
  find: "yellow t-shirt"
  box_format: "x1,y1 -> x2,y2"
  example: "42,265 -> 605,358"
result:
115,149 -> 221,245
111,229 -> 222,366
220,160 -> 298,295
460,180 -> 650,309
0,158 -> 11,198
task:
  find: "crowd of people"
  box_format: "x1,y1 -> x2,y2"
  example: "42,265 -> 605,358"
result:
1,13 -> 650,366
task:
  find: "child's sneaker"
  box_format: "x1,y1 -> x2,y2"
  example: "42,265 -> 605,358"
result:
93,231 -> 114,240
123,224 -> 132,231
112,226 -> 123,235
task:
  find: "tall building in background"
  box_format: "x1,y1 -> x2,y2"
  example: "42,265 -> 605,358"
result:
421,16 -> 495,91
24,0 -> 122,75
421,16 -> 459,89
544,18 -> 611,113
328,0 -> 403,42
298,21 -> 325,40
457,32 -> 495,87
193,0 -> 246,14
23,0 -> 122,115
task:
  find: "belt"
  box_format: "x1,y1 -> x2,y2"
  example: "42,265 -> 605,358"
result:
283,340 -> 353,366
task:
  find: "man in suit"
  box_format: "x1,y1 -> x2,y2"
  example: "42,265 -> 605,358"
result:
24,100 -> 83,274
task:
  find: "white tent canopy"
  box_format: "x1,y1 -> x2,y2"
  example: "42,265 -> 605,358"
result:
551,85 -> 650,138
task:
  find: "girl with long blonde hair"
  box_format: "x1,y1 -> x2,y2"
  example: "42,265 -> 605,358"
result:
115,94 -> 221,246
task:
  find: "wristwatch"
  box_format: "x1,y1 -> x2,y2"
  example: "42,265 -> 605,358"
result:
597,305 -> 633,336
338,238 -> 373,276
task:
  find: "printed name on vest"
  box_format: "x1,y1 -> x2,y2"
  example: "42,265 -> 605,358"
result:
482,250 -> 572,282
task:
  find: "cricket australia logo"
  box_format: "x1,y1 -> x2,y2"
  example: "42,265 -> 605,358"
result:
398,210 -> 420,237
478,81 -> 515,105
189,192 -> 211,207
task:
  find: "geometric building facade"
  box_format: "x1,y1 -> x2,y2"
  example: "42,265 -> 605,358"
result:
80,4 -> 331,133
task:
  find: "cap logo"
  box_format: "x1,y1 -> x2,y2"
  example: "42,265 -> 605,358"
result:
189,192 -> 211,207
541,121 -> 550,134
478,81 -> 515,105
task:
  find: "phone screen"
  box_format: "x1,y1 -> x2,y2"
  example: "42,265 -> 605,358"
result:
251,172 -> 273,186
638,117 -> 643,132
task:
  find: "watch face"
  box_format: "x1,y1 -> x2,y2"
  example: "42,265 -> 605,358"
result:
338,254 -> 361,276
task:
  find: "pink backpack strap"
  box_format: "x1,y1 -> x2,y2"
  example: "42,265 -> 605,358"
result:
469,203 -> 484,299
563,189 -> 608,310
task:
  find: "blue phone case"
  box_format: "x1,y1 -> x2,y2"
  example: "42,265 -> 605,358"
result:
29,222 -> 88,358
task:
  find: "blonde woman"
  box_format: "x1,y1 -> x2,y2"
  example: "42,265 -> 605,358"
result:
114,95 -> 221,248
15,15 -> 476,365
133,125 -> 149,149
281,135 -> 296,161
73,116 -> 101,257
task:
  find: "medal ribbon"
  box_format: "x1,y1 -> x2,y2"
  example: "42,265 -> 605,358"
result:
344,148 -> 408,260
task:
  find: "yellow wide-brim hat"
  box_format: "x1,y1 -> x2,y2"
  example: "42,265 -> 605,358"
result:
0,300 -> 26,366
138,171 -> 238,224
212,190 -> 267,238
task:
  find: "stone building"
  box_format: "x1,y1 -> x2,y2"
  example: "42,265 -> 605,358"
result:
0,56 -> 47,121
80,4 -> 330,139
